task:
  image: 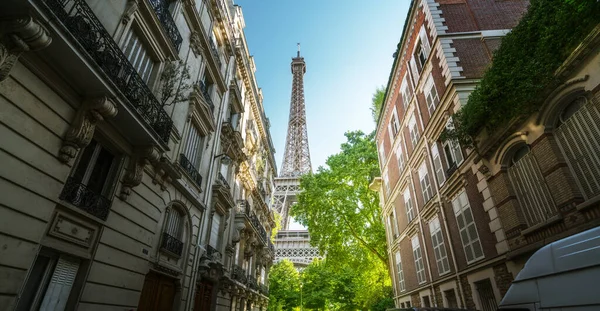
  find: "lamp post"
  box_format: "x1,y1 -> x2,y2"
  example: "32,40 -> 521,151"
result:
300,283 -> 303,311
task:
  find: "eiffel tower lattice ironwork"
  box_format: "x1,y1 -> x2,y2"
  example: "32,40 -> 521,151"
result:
273,45 -> 320,268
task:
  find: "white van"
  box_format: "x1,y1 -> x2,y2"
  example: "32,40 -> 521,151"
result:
498,225 -> 600,310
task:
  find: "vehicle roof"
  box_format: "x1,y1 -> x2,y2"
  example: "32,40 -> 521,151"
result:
514,225 -> 600,282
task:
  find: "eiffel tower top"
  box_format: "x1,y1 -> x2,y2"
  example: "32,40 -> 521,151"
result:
280,45 -> 311,177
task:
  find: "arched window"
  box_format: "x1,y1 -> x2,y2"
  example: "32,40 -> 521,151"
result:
507,144 -> 557,226
161,205 -> 185,257
554,96 -> 600,199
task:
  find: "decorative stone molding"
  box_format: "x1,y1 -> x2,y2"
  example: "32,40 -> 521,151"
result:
121,0 -> 139,25
190,31 -> 203,55
59,96 -> 118,164
0,16 -> 52,82
231,221 -> 246,244
119,146 -> 160,200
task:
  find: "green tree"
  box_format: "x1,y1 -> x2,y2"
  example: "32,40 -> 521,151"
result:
268,260 -> 300,311
291,131 -> 387,265
300,260 -> 332,310
370,86 -> 386,124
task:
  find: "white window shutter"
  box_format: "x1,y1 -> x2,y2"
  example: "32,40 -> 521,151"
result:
419,27 -> 431,57
39,256 -> 80,311
409,57 -> 419,85
431,144 -> 445,184
388,123 -> 394,142
393,107 -> 400,131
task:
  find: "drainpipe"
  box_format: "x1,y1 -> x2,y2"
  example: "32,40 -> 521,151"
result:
184,49 -> 234,311
425,140 -> 466,308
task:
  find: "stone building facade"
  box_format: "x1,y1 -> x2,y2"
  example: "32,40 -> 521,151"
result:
0,0 -> 276,310
373,0 -> 530,310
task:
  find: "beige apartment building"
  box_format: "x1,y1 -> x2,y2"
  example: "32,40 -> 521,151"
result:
374,1 -> 600,310
0,0 -> 276,310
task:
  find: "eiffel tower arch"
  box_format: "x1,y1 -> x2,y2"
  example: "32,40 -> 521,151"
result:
273,45 -> 321,268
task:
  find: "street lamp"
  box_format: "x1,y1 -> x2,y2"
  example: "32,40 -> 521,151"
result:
300,283 -> 303,311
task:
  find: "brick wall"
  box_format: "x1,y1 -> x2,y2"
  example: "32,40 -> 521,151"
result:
464,170 -> 498,259
400,237 -> 418,292
453,39 -> 491,79
467,0 -> 529,31
492,263 -> 514,297
459,275 -> 475,310
396,195 -> 409,233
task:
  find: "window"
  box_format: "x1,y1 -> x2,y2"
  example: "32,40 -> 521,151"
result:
388,107 -> 401,141
431,143 -> 446,185
408,114 -> 419,147
209,213 -> 223,248
184,123 -> 205,170
383,169 -> 390,196
442,118 -> 464,176
424,74 -> 439,115
60,139 -> 118,220
378,142 -> 386,164
401,75 -> 412,109
121,28 -> 156,83
452,191 -> 484,263
507,145 -> 557,226
16,249 -> 81,311
475,279 -> 498,311
386,214 -> 394,242
415,26 -> 431,71
404,187 -> 415,222
423,295 -> 431,307
395,252 -> 405,292
389,210 -> 399,238
396,141 -> 405,173
554,96 -> 600,199
162,206 -> 185,256
411,236 -> 426,284
444,289 -> 459,308
418,162 -> 434,203
429,217 -> 451,275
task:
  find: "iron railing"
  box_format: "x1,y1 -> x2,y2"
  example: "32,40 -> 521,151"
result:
147,0 -> 183,51
208,38 -> 222,70
206,244 -> 221,259
232,265 -> 247,284
247,275 -> 258,290
235,200 -> 268,244
59,177 -> 112,220
218,172 -> 230,189
160,232 -> 183,257
44,0 -> 173,143
198,80 -> 215,112
179,154 -> 203,187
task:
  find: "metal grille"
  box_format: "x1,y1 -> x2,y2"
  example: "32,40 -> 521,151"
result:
508,152 -> 557,226
475,278 -> 497,311
555,97 -> 600,199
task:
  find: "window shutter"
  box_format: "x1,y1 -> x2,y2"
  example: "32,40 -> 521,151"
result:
39,256 -> 80,311
396,142 -> 404,171
451,141 -> 464,165
409,56 -> 419,85
431,144 -> 445,184
379,142 -> 386,164
393,107 -> 400,133
388,123 -> 394,142
419,27 -> 431,57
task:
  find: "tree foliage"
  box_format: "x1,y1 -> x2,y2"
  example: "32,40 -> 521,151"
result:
159,60 -> 192,107
291,131 -> 386,265
370,86 -> 386,124
267,260 -> 301,311
450,0 -> 600,146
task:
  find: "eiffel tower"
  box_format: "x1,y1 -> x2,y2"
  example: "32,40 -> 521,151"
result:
273,45 -> 320,267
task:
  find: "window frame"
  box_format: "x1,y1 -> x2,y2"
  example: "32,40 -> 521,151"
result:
418,161 -> 434,203
404,187 -> 415,222
452,191 -> 485,264
408,114 -> 419,147
431,143 -> 446,185
395,251 -> 406,292
424,74 -> 439,115
411,235 -> 427,284
396,141 -> 405,173
429,216 -> 451,275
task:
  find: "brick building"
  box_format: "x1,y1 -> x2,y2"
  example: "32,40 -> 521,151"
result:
375,0 -> 600,310
0,0 -> 276,310
373,0 -> 530,309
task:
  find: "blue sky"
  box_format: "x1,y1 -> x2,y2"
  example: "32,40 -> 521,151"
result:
237,0 -> 410,172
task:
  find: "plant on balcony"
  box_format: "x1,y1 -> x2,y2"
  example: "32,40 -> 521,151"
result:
159,60 -> 192,107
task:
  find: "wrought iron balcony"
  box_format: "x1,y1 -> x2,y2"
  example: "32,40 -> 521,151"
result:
446,163 -> 458,178
179,154 -> 203,187
160,232 -> 183,257
259,284 -> 269,296
198,80 -> 215,112
247,275 -> 258,290
206,244 -> 221,259
147,0 -> 183,51
208,39 -> 222,70
218,172 -> 230,189
59,176 -> 112,220
44,0 -> 173,143
232,264 -> 247,284
250,212 -> 268,244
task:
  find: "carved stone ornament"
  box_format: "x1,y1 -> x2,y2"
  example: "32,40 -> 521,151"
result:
59,97 -> 118,164
0,16 -> 52,82
121,0 -> 139,25
190,31 -> 203,55
231,221 -> 246,244
119,146 -> 162,200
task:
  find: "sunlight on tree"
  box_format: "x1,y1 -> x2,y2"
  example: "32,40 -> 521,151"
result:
370,86 -> 386,124
267,260 -> 301,311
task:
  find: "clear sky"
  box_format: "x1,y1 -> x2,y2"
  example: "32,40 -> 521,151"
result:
236,0 -> 410,172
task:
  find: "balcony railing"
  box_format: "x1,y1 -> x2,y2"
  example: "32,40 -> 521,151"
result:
259,284 -> 269,296
218,172 -> 230,189
147,0 -> 183,51
198,80 -> 215,112
59,176 -> 112,220
160,232 -> 183,257
208,38 -> 222,70
247,275 -> 258,290
44,0 -> 173,144
446,163 -> 458,178
180,154 -> 203,187
232,264 -> 247,284
235,200 -> 268,244
206,244 -> 221,259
